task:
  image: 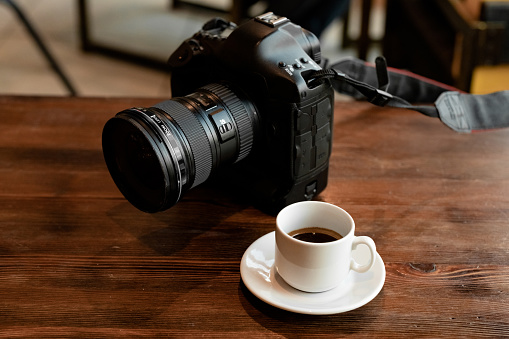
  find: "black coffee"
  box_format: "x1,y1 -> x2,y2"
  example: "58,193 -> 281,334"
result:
288,227 -> 343,243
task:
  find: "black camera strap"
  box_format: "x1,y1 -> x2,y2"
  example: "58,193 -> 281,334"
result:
309,56 -> 509,133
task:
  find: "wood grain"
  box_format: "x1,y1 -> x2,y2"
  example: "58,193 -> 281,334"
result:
1,96 -> 508,337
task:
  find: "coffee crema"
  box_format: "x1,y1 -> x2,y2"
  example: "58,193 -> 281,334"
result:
288,227 -> 343,243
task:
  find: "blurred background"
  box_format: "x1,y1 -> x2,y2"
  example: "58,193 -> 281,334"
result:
1,0 -> 507,98
0,0 -> 386,97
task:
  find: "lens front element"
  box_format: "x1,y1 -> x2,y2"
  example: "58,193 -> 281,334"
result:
102,110 -> 186,212
102,83 -> 258,212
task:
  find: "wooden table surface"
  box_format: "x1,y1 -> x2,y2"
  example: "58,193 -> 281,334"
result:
1,95 -> 508,337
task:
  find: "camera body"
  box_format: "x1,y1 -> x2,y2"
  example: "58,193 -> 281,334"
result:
168,13 -> 334,213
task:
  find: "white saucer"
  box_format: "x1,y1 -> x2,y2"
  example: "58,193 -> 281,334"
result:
240,232 -> 385,315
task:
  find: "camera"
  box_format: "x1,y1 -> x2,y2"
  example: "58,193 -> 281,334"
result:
102,13 -> 334,214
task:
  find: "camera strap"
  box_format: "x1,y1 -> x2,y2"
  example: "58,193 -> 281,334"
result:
310,56 -> 509,133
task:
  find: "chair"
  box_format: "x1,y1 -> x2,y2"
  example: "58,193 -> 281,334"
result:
383,0 -> 507,92
1,0 -> 77,95
342,0 -> 382,61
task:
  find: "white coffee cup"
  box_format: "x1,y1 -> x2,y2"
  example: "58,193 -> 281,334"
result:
275,201 -> 377,292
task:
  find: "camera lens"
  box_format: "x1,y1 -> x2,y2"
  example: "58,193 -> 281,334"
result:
102,83 -> 258,212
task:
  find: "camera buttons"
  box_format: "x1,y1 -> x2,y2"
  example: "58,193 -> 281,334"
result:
208,109 -> 235,142
304,181 -> 317,199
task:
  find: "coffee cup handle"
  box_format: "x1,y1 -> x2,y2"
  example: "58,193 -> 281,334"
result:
350,236 -> 377,273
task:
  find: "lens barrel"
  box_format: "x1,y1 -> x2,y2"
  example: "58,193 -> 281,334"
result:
102,83 -> 258,212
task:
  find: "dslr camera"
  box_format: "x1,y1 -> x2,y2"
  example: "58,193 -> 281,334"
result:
102,13 -> 334,214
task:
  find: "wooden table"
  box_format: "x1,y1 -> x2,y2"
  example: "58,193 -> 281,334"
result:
1,96 -> 508,337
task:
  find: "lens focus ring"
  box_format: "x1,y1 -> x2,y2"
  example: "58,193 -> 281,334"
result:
202,83 -> 254,162
154,100 -> 213,188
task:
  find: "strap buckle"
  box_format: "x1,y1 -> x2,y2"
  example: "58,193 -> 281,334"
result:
369,88 -> 394,106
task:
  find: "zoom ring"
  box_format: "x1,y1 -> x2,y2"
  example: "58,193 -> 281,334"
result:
203,83 -> 254,162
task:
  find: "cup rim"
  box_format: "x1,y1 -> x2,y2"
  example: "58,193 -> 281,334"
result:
276,201 -> 355,246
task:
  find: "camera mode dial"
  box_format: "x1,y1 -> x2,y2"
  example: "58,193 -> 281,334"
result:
198,17 -> 237,41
